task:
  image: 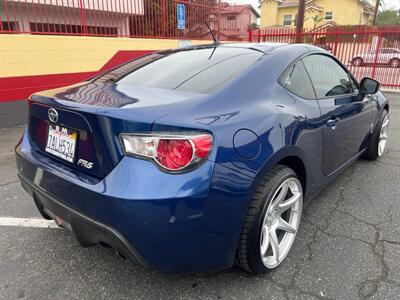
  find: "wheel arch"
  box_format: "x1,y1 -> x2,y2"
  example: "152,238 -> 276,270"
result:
255,146 -> 309,198
383,103 -> 389,112
277,156 -> 307,196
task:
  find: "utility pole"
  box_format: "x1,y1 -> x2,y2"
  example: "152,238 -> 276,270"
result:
373,0 -> 380,25
296,0 -> 306,43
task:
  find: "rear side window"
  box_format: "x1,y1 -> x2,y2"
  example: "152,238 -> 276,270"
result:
117,47 -> 262,94
302,54 -> 354,99
280,61 -> 315,99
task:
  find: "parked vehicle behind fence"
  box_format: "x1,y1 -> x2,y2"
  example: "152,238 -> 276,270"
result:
351,48 -> 400,68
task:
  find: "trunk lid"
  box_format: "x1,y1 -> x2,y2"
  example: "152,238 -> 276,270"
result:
28,82 -> 206,179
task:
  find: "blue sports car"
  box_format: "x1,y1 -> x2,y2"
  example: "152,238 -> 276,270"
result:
16,43 -> 389,274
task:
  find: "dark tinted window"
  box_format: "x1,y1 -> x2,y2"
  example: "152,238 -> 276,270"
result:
117,47 -> 262,94
280,61 -> 315,99
1,21 -> 19,32
302,54 -> 354,99
29,22 -> 118,36
381,49 -> 399,54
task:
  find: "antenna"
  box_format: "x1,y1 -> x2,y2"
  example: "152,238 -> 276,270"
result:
205,22 -> 219,45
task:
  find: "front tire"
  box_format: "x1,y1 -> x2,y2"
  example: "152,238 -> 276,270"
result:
364,109 -> 389,160
236,165 -> 303,274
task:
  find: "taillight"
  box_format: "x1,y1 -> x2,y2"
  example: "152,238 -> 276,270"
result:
120,133 -> 213,172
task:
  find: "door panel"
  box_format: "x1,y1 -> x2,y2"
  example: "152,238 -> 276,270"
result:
302,54 -> 374,176
317,95 -> 373,175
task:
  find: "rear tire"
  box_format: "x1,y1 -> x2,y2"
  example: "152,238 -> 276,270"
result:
352,57 -> 364,67
389,58 -> 400,68
236,165 -> 303,274
364,109 -> 389,160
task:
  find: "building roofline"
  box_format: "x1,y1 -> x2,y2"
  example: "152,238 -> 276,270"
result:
221,4 -> 260,18
260,0 -> 374,9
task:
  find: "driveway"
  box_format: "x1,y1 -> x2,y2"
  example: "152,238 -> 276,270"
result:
0,93 -> 399,299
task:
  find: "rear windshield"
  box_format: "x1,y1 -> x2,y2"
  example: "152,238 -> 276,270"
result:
116,47 -> 262,94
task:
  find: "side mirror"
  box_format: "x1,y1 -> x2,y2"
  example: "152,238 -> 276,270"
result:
359,77 -> 380,95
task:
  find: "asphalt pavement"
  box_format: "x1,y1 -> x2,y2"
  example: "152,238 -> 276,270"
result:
0,93 -> 399,300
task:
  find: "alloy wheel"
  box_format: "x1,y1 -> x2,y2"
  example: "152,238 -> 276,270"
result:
353,58 -> 363,67
390,59 -> 400,68
378,113 -> 389,157
260,178 -> 303,269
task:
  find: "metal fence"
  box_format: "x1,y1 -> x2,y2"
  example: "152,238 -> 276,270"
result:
0,0 -> 253,41
249,26 -> 400,91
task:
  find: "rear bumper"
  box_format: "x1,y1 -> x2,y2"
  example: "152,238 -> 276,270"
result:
16,128 -> 253,273
18,172 -> 150,268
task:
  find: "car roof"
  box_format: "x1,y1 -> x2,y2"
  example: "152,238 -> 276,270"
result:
219,42 -> 289,53
159,42 -> 290,55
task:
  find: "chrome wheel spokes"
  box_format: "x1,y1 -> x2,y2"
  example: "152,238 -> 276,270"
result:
260,178 -> 303,268
378,114 -> 389,157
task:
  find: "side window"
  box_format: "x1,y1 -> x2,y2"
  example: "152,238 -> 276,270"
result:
280,61 -> 315,99
349,75 -> 359,94
302,54 -> 354,99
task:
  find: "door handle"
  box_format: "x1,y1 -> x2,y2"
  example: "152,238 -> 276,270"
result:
327,118 -> 339,129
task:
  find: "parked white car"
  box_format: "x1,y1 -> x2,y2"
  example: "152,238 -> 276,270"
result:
351,48 -> 400,68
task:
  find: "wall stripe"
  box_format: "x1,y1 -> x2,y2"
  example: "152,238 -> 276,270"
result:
0,72 -> 95,102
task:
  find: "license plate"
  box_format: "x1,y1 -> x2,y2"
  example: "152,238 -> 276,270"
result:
45,125 -> 77,163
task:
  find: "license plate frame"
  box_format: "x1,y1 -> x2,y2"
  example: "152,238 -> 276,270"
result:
45,124 -> 78,163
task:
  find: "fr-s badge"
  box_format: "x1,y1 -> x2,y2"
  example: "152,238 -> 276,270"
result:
77,159 -> 94,169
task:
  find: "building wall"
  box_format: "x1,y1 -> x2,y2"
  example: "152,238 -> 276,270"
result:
220,8 -> 257,38
276,7 -> 298,27
3,0 -> 144,14
260,0 -> 373,28
0,34 -> 210,102
314,0 -> 371,26
260,0 -> 279,28
0,2 -> 134,36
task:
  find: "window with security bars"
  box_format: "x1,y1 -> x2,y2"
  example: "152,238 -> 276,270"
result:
29,23 -> 118,36
0,21 -> 19,33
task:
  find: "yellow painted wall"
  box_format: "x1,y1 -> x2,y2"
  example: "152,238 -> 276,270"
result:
0,34 -> 211,78
260,0 -> 279,28
260,0 -> 373,28
276,7 -> 298,27
315,0 -> 368,26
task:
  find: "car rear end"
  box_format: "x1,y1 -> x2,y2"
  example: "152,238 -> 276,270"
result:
15,45 -> 265,273
16,95 -> 221,271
